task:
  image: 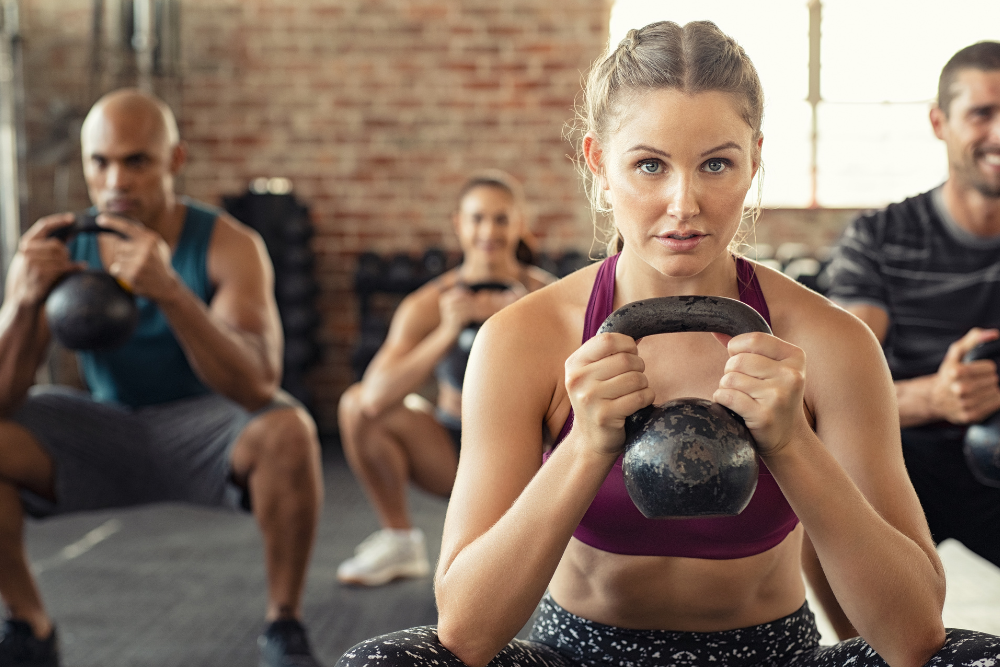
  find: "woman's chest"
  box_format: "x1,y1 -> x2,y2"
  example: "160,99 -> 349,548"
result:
638,332 -> 730,403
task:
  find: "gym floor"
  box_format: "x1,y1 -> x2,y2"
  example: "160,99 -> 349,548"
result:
23,447 -> 1000,667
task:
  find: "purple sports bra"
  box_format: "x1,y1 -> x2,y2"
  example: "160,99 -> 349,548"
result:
546,253 -> 799,559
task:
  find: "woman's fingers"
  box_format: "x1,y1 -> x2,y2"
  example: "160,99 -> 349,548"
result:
716,332 -> 808,455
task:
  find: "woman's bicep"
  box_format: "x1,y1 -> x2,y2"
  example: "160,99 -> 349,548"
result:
438,313 -> 555,572
810,317 -> 934,547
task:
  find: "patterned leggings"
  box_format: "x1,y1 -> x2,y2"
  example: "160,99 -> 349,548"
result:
336,594 -> 1000,667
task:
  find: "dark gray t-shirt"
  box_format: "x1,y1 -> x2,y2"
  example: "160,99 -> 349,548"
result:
825,186 -> 1000,381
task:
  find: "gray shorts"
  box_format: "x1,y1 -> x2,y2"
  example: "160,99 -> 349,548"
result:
11,385 -> 301,518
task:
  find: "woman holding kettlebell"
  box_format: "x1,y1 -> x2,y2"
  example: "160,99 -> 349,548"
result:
337,171 -> 554,587
338,21 -> 1000,667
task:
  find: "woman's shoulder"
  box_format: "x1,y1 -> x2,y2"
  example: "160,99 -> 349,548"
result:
754,261 -> 883,362
522,264 -> 558,291
481,262 -> 599,353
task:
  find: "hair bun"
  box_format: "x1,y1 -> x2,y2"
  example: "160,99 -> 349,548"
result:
621,28 -> 640,53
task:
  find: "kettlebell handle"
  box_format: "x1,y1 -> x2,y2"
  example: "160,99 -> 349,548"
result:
48,213 -> 130,242
462,281 -> 514,293
597,295 -> 772,340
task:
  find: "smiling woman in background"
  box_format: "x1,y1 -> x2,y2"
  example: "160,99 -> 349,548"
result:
336,170 -> 553,587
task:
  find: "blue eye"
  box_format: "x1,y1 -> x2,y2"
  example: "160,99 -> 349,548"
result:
704,159 -> 727,173
639,161 -> 661,174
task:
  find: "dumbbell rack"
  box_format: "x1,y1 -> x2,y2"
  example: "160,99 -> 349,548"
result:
351,249 -> 454,381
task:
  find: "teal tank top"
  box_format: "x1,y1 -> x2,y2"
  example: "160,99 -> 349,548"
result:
69,199 -> 218,407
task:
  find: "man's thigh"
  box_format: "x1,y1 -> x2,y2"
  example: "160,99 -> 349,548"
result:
11,386 -> 256,517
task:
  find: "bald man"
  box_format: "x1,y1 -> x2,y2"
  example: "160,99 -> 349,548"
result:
0,89 -> 325,667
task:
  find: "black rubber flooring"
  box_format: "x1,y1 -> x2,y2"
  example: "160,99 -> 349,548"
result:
23,447 -> 448,667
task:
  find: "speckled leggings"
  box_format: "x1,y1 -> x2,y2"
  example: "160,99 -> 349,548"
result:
335,594 -> 1000,667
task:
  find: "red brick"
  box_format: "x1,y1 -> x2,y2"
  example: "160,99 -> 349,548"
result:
20,0 -> 612,433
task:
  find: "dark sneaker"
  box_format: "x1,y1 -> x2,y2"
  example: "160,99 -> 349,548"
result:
0,620 -> 58,667
258,618 -> 323,667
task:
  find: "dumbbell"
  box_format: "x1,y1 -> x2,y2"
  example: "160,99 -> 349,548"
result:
597,295 -> 771,518
44,214 -> 139,351
961,340 -> 1000,487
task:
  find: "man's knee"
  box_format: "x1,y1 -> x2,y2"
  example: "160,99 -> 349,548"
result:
246,406 -> 321,476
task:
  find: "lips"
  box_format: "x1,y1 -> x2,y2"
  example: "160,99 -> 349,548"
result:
104,199 -> 136,213
656,230 -> 706,252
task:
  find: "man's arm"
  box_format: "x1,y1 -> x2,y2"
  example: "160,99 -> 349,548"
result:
99,213 -> 282,411
845,303 -> 1000,427
0,214 -> 79,415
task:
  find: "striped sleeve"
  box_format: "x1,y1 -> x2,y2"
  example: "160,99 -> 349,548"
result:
824,213 -> 888,311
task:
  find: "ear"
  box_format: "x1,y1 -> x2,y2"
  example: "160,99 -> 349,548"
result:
751,133 -> 764,180
583,132 -> 608,190
170,141 -> 188,174
451,210 -> 462,236
929,105 -> 948,141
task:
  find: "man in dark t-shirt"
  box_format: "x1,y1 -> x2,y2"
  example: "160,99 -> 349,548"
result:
820,41 -> 1000,639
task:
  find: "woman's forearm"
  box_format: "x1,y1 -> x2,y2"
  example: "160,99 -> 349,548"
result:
435,438 -> 618,667
765,435 -> 945,667
359,325 -> 459,416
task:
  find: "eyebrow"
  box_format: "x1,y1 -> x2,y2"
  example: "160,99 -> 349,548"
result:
625,142 -> 744,158
89,152 -> 151,161
967,104 -> 998,116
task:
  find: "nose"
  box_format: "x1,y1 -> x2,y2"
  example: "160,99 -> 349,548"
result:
479,217 -> 506,240
104,163 -> 130,191
989,112 -> 1000,143
666,173 -> 700,222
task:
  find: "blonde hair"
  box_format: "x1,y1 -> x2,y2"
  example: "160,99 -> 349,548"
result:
569,21 -> 765,257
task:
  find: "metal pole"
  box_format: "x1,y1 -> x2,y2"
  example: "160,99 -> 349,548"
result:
132,0 -> 156,93
807,0 -> 822,209
0,0 -> 27,284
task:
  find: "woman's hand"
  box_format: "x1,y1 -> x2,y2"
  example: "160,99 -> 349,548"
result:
438,286 -> 478,336
712,332 -> 810,457
470,284 -> 524,322
564,332 -> 655,457
439,284 -> 526,337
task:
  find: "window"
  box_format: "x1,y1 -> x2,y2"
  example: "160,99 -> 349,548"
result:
609,0 -> 1000,207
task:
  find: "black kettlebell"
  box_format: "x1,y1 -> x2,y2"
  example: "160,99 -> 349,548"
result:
597,295 -> 772,519
960,340 -> 1000,488
44,214 -> 139,351
439,281 -> 515,389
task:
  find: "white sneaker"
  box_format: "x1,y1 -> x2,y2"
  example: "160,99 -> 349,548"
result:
336,528 -> 431,586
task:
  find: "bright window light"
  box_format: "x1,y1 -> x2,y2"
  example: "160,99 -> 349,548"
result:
608,0 -> 1000,208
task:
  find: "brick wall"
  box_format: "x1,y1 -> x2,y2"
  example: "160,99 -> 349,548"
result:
18,0 -> 613,433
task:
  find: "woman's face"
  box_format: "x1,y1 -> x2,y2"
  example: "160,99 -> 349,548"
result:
454,185 -> 523,263
587,88 -> 760,279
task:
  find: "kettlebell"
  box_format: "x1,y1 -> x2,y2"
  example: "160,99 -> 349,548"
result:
439,281 -> 515,389
596,295 -> 772,519
960,340 -> 1000,488
44,213 -> 139,351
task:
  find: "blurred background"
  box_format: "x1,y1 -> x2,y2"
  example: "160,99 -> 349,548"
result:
2,3 -> 999,664
1,0 -> 998,436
